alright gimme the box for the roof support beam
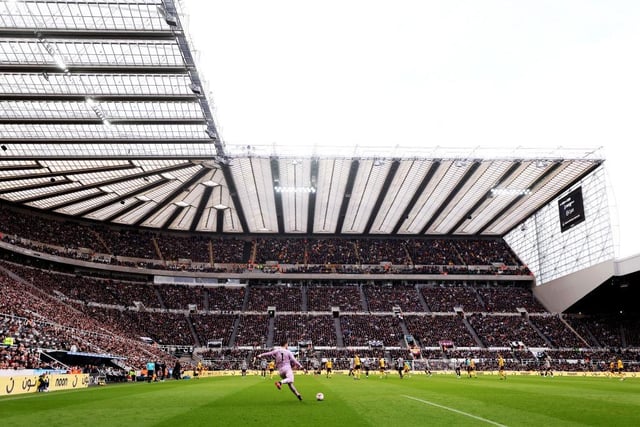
[0,29,175,40]
[13,161,192,204]
[216,208,226,233]
[0,139,212,146]
[0,177,72,195]
[420,161,482,234]
[306,158,319,234]
[1,94,199,102]
[363,159,400,234]
[334,159,360,234]
[477,161,565,234]
[161,205,186,230]
[59,178,170,215]
[0,65,188,74]
[446,161,522,234]
[134,166,210,226]
[391,160,441,234]
[0,118,206,126]
[219,162,249,233]
[270,157,284,234]
[189,185,214,232]
[102,199,146,223]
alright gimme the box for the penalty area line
[402,395,509,427]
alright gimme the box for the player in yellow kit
[325,359,333,378]
[353,354,361,380]
[268,360,275,379]
[617,358,625,381]
[498,354,506,380]
[378,357,388,378]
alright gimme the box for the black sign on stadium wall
[558,187,586,232]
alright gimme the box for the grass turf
[1,373,638,426]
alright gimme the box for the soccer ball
[315,392,324,401]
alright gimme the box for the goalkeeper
[258,340,303,401]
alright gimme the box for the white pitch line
[402,395,509,427]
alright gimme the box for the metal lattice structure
[504,167,614,285]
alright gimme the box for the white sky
[181,0,640,258]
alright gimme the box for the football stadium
[1,1,639,426]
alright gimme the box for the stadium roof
[0,0,603,237]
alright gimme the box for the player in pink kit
[258,340,303,401]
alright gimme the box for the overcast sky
[182,0,640,258]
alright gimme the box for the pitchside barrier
[181,369,637,379]
[0,373,90,397]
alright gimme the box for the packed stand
[340,315,403,347]
[254,238,306,264]
[564,316,623,348]
[155,234,210,263]
[403,314,478,347]
[191,313,236,347]
[273,314,328,345]
[0,269,175,370]
[306,283,363,312]
[306,238,358,264]
[355,239,409,265]
[156,284,207,310]
[233,314,269,347]
[364,283,424,312]
[468,314,548,347]
[206,286,246,311]
[476,285,546,313]
[420,284,485,312]
[453,239,520,266]
[407,239,463,265]
[245,284,302,312]
[529,315,587,348]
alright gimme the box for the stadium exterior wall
[532,259,615,313]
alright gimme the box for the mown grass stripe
[403,394,509,427]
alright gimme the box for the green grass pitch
[1,373,638,426]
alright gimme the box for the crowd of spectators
[420,284,485,312]
[468,314,548,347]
[306,238,358,265]
[403,314,478,347]
[156,284,206,310]
[211,238,247,264]
[2,240,639,377]
[0,205,105,251]
[271,314,337,347]
[453,239,520,266]
[306,283,363,312]
[0,259,625,353]
[476,285,546,313]
[190,313,236,347]
[355,239,409,265]
[0,269,174,371]
[565,316,624,348]
[155,234,210,263]
[364,283,425,312]
[407,239,463,265]
[245,284,302,312]
[233,314,269,347]
[254,238,306,264]
[0,205,534,279]
[206,286,246,311]
[340,315,402,347]
[2,262,162,308]
[529,315,587,348]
